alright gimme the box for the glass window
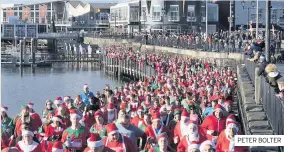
[47,3,51,10]
[169,5,179,21]
[35,5,39,10]
[152,6,161,21]
[14,12,18,16]
[3,12,6,18]
[14,7,18,11]
[19,7,22,10]
[19,12,22,18]
[187,5,195,17]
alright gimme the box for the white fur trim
[199,140,215,151]
[188,144,199,150]
[70,113,80,119]
[52,117,62,124]
[108,130,119,135]
[107,109,115,111]
[22,130,34,137]
[27,104,33,109]
[64,97,70,101]
[268,72,279,78]
[84,84,89,89]
[1,107,7,112]
[152,118,161,122]
[87,139,103,147]
[52,148,64,152]
[54,100,63,105]
[18,140,38,151]
[226,118,234,122]
[227,123,239,132]
[181,116,189,121]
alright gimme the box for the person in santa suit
[26,102,42,131]
[168,109,181,130]
[200,104,227,142]
[61,109,88,152]
[145,112,172,149]
[149,99,161,116]
[16,130,42,152]
[84,133,111,152]
[43,115,64,152]
[89,111,107,138]
[54,97,64,109]
[199,140,215,152]
[1,147,19,152]
[42,100,55,122]
[131,106,145,127]
[174,109,190,144]
[56,105,71,129]
[177,121,206,152]
[51,141,64,152]
[103,103,118,124]
[81,105,97,131]
[216,121,247,152]
[159,106,172,127]
[127,94,139,118]
[148,133,170,152]
[13,105,38,138]
[103,123,137,152]
[1,106,14,148]
[141,95,152,113]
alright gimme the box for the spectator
[265,64,282,93]
[276,77,284,101]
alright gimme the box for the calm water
[1,62,124,117]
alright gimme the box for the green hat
[21,104,29,109]
[174,109,181,115]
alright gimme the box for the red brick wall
[39,4,47,24]
[5,8,14,21]
[22,6,31,21]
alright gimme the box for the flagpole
[206,0,208,36]
[256,0,259,39]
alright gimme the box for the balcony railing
[152,16,162,21]
[187,16,196,22]
[168,16,180,22]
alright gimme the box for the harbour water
[1,62,124,117]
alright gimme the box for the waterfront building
[110,0,219,34]
[234,0,284,30]
[1,1,115,32]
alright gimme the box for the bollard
[255,67,261,105]
[19,40,23,66]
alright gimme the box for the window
[141,7,146,21]
[201,6,206,22]
[187,5,196,22]
[152,6,161,21]
[47,3,51,10]
[169,5,179,21]
[41,17,46,23]
[19,7,22,11]
[35,5,39,10]
[3,11,6,18]
[14,7,18,11]
[14,12,18,16]
[19,12,22,19]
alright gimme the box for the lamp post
[241,0,255,30]
[162,8,165,33]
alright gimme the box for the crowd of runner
[1,45,247,152]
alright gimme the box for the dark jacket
[267,74,282,93]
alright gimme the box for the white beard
[187,132,199,142]
[180,122,190,136]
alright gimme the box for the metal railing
[244,55,256,85]
[259,76,284,152]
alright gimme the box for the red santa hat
[137,106,144,112]
[22,130,34,137]
[87,133,104,148]
[106,123,119,135]
[224,100,233,105]
[27,102,34,109]
[181,109,189,120]
[226,114,236,123]
[70,109,80,119]
[54,97,63,105]
[158,91,165,97]
[107,103,115,111]
[157,132,168,141]
[214,104,223,113]
[63,96,71,101]
[199,140,215,151]
[1,106,8,112]
[94,111,103,117]
[52,115,63,124]
[226,121,239,132]
[52,141,63,152]
[152,112,161,122]
[83,84,89,89]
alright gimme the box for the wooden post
[20,40,23,66]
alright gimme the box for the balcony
[168,16,180,22]
[187,16,196,22]
[152,16,162,22]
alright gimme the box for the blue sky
[0,0,118,5]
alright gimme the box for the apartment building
[110,0,219,34]
[1,1,115,32]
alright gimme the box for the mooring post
[20,40,23,66]
[31,38,36,65]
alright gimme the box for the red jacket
[216,130,247,152]
[200,115,227,140]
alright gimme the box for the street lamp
[241,0,255,30]
[162,8,165,33]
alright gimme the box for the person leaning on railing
[265,64,282,94]
[276,77,284,100]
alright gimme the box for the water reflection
[1,62,124,116]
